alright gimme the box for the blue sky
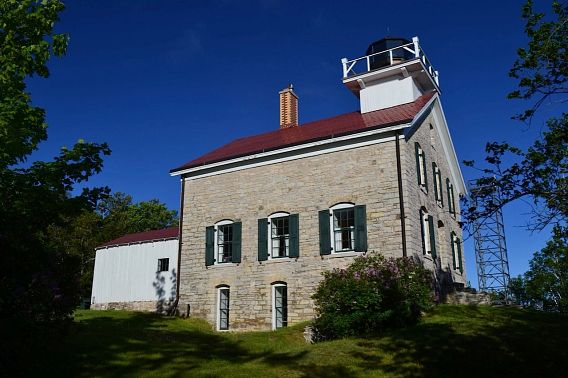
[27,0,559,288]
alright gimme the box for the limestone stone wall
[401,105,467,289]
[178,107,466,331]
[178,132,405,331]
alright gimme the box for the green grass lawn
[9,305,568,377]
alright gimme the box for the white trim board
[178,132,403,180]
[171,123,410,178]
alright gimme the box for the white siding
[91,239,178,305]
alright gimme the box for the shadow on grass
[4,306,567,377]
[353,305,568,378]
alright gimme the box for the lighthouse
[341,36,440,113]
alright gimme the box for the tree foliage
[0,1,110,325]
[464,1,567,234]
[509,226,567,312]
[48,192,178,299]
[508,0,567,122]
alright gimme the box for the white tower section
[341,37,440,113]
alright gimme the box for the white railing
[341,36,439,87]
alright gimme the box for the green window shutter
[451,232,457,270]
[205,226,215,266]
[457,238,463,273]
[446,179,453,215]
[354,205,368,252]
[450,184,456,216]
[422,150,428,192]
[432,163,439,201]
[232,222,242,263]
[428,215,437,259]
[318,209,331,255]
[420,209,426,255]
[415,142,421,186]
[258,218,268,261]
[288,214,300,258]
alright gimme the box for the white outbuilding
[91,227,179,312]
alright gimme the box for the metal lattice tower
[471,183,511,299]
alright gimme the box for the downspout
[395,131,407,257]
[171,175,185,315]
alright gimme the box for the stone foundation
[446,291,491,305]
[91,300,174,312]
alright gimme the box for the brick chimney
[279,84,298,128]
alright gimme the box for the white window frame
[452,233,461,272]
[433,163,443,206]
[214,219,234,265]
[157,258,169,272]
[217,286,230,331]
[329,203,355,253]
[448,180,456,217]
[422,209,432,256]
[272,283,288,330]
[417,144,427,189]
[268,212,290,259]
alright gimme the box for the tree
[464,1,567,234]
[0,1,110,325]
[508,227,567,312]
[47,192,178,299]
[524,226,567,312]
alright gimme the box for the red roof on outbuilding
[171,91,435,173]
[97,227,179,249]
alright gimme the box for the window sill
[262,257,295,264]
[437,201,443,209]
[420,186,428,195]
[323,251,365,259]
[209,263,237,268]
[423,254,433,262]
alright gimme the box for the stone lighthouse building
[170,36,467,331]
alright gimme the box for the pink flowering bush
[312,254,434,339]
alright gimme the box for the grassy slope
[21,305,568,377]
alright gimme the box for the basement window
[157,258,169,272]
[272,283,288,330]
[217,286,230,331]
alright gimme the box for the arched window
[451,232,463,273]
[330,203,355,252]
[268,212,290,258]
[420,208,437,258]
[415,142,428,191]
[432,162,443,206]
[272,282,288,330]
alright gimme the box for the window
[420,209,432,255]
[258,213,299,261]
[447,179,456,216]
[217,222,233,263]
[272,283,288,330]
[157,258,169,272]
[433,163,443,206]
[332,204,355,252]
[270,212,290,258]
[415,143,428,191]
[429,124,436,149]
[319,204,367,255]
[217,286,230,330]
[451,232,463,273]
[205,220,242,266]
[420,208,437,258]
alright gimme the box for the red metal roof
[171,91,435,173]
[97,227,179,249]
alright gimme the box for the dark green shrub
[312,254,434,340]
